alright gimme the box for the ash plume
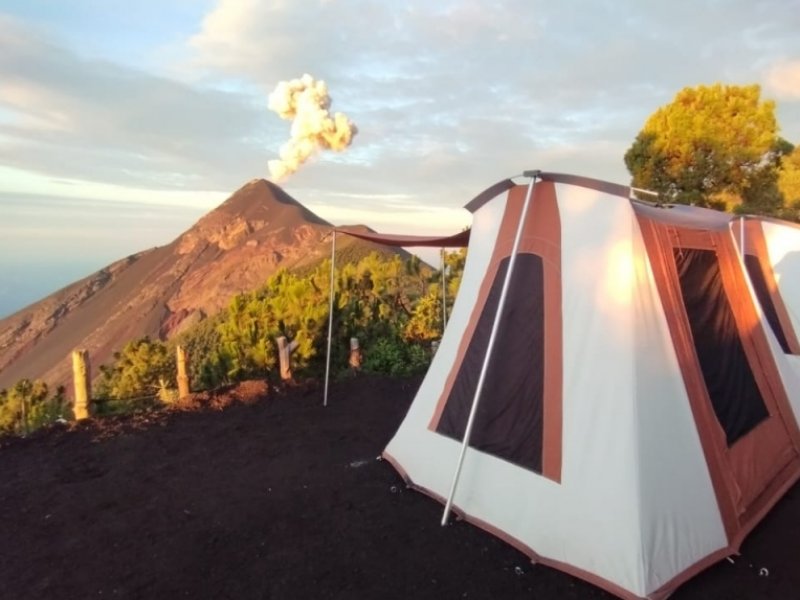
[267,74,358,181]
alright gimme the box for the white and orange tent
[330,171,800,599]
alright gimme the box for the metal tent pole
[323,230,337,407]
[441,248,448,332]
[739,217,745,261]
[440,174,539,526]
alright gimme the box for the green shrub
[363,337,431,377]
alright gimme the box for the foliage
[624,84,784,210]
[0,380,69,435]
[146,248,469,391]
[404,285,443,343]
[95,337,176,409]
[169,315,223,389]
[362,336,431,377]
[0,246,468,436]
[777,145,800,220]
[198,264,331,386]
[443,248,467,309]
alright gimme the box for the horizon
[1,1,799,317]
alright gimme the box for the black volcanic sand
[0,374,798,600]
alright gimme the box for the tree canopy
[624,83,790,212]
[778,145,800,219]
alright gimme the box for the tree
[778,145,800,220]
[0,379,68,435]
[443,248,467,307]
[625,84,781,209]
[96,338,175,403]
[404,285,443,343]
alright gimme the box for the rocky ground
[0,374,797,599]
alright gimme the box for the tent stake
[323,230,337,407]
[440,174,539,526]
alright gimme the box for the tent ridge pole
[440,174,539,526]
[323,230,337,407]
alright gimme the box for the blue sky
[1,0,800,317]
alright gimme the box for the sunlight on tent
[601,240,636,307]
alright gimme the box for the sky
[1,0,800,317]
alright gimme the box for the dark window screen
[744,254,792,354]
[436,254,544,472]
[674,249,768,446]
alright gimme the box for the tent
[356,171,800,599]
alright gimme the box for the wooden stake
[72,349,91,420]
[276,336,300,381]
[176,345,191,400]
[277,336,290,380]
[349,337,361,370]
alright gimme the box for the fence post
[176,345,191,400]
[276,336,301,381]
[349,337,361,370]
[277,336,291,380]
[72,349,91,420]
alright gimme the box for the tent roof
[336,171,800,247]
[333,227,470,248]
[632,201,735,230]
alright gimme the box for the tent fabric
[382,174,800,600]
[737,218,800,428]
[333,227,470,248]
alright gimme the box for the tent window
[744,254,793,354]
[436,253,544,473]
[674,249,769,446]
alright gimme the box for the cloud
[2,0,800,235]
[187,1,800,191]
[0,14,274,191]
[765,59,800,100]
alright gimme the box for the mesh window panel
[436,254,544,472]
[674,249,769,446]
[744,254,792,354]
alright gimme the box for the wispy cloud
[0,14,274,191]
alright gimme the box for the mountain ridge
[0,180,407,392]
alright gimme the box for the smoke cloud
[267,74,358,181]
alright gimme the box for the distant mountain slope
[0,180,408,392]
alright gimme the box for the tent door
[671,243,799,519]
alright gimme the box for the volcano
[0,180,407,391]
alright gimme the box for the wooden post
[72,349,91,420]
[176,345,191,400]
[349,337,362,370]
[277,336,291,380]
[276,336,300,381]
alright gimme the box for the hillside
[0,374,797,599]
[0,180,410,392]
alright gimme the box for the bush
[362,337,432,377]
